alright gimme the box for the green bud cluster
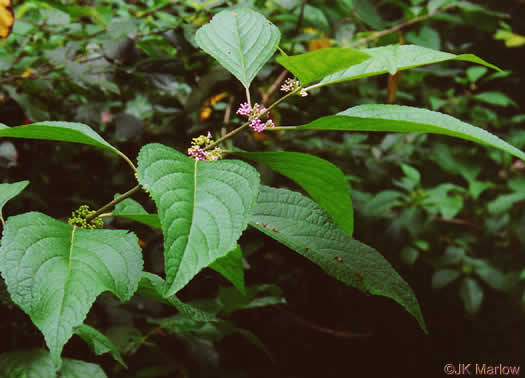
[68,205,104,229]
[135,172,153,199]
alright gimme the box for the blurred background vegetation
[1,0,523,377]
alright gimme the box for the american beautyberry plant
[1,7,525,377]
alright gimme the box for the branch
[276,306,372,339]
[348,5,455,49]
[86,184,142,222]
[204,87,301,151]
[261,69,289,106]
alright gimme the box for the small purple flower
[187,146,207,161]
[250,118,266,132]
[252,103,267,116]
[265,119,275,128]
[236,102,252,116]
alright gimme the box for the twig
[86,184,142,222]
[348,5,455,49]
[204,87,301,151]
[432,215,482,230]
[277,306,372,339]
[261,69,289,106]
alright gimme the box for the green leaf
[0,212,143,367]
[0,180,29,221]
[473,91,517,107]
[459,277,484,314]
[60,358,107,378]
[217,284,285,314]
[297,105,525,161]
[195,8,280,89]
[250,186,427,333]
[424,184,465,219]
[405,26,441,50]
[74,324,127,368]
[112,197,161,229]
[209,245,246,295]
[319,45,501,88]
[487,192,525,214]
[400,247,419,265]
[0,121,120,155]
[361,190,403,217]
[432,269,461,289]
[353,0,384,29]
[276,48,370,85]
[138,272,218,322]
[428,0,456,14]
[0,348,107,377]
[466,66,488,83]
[236,151,354,236]
[508,177,525,192]
[137,144,260,297]
[400,164,421,184]
[474,264,510,291]
[468,179,493,200]
[0,349,56,377]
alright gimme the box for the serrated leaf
[276,48,370,85]
[112,197,161,229]
[209,245,246,295]
[250,186,427,333]
[0,121,120,155]
[195,8,280,89]
[0,180,29,220]
[0,349,56,377]
[296,105,525,161]
[459,277,483,314]
[0,348,108,378]
[137,144,260,297]
[60,358,107,377]
[0,212,143,367]
[138,272,217,322]
[236,151,354,236]
[74,324,127,368]
[319,45,500,87]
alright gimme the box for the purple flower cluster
[187,132,223,161]
[236,102,275,132]
[187,146,207,161]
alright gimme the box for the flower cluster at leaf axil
[68,205,104,229]
[236,102,275,132]
[280,78,307,96]
[187,132,223,161]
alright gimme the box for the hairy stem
[348,5,455,49]
[204,87,301,151]
[116,151,137,172]
[86,184,142,222]
[245,87,252,106]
